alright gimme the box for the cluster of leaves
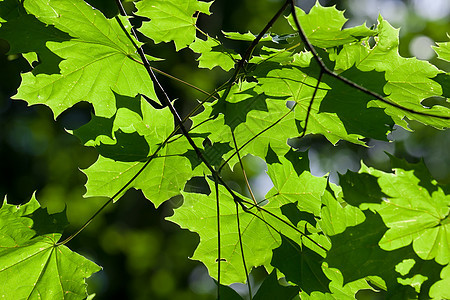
[0,0,449,299]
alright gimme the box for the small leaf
[135,0,212,51]
[223,31,273,42]
[190,36,241,71]
[286,3,375,48]
[432,35,450,62]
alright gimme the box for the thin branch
[231,131,257,204]
[129,56,218,99]
[299,70,324,138]
[230,1,290,83]
[236,202,253,299]
[214,176,222,300]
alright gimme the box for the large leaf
[168,180,281,284]
[333,17,449,129]
[0,195,101,299]
[341,161,450,265]
[325,210,444,298]
[167,177,317,284]
[75,94,197,207]
[135,0,212,51]
[375,168,450,265]
[252,52,369,146]
[265,155,327,218]
[13,0,157,118]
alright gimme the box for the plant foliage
[0,0,449,299]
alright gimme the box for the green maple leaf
[286,2,375,48]
[338,161,450,264]
[135,0,212,51]
[223,31,273,42]
[265,156,327,218]
[430,264,450,300]
[190,36,241,71]
[375,168,450,265]
[325,210,443,298]
[75,94,197,207]
[333,17,450,129]
[271,234,331,294]
[432,35,450,62]
[12,0,157,118]
[252,52,369,146]
[168,175,318,284]
[0,195,100,299]
[168,181,281,284]
[190,83,297,167]
[0,0,71,73]
[318,188,366,236]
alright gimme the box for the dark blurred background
[0,0,448,299]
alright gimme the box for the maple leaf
[286,3,376,48]
[0,195,100,299]
[74,94,198,207]
[11,0,157,118]
[190,36,241,71]
[135,0,212,51]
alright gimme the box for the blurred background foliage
[0,0,448,299]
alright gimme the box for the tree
[0,0,449,299]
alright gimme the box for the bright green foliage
[223,31,273,42]
[190,36,241,71]
[168,180,284,284]
[2,0,449,298]
[332,17,449,129]
[433,35,450,62]
[287,3,376,48]
[135,0,211,51]
[0,195,100,299]
[9,0,157,118]
[74,94,197,207]
[430,264,450,299]
[354,163,450,265]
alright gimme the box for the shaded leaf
[253,270,300,300]
[325,210,443,298]
[271,234,330,294]
[339,171,388,207]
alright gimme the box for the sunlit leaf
[0,195,101,299]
